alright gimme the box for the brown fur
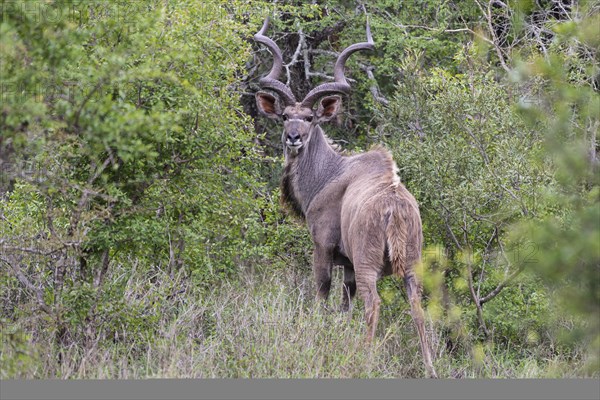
[256,93,437,378]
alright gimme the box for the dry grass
[1,265,594,379]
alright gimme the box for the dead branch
[480,263,526,305]
[359,64,389,106]
[93,248,110,289]
[303,45,336,83]
[1,256,52,314]
[475,0,511,73]
[67,156,112,236]
[1,244,69,256]
[466,260,490,336]
[284,29,305,87]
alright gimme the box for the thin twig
[464,125,528,216]
[74,79,105,128]
[439,203,463,251]
[1,244,69,256]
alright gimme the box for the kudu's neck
[283,125,344,216]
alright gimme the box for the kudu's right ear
[256,91,282,119]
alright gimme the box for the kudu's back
[337,147,423,279]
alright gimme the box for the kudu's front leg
[312,245,334,303]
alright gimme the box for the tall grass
[1,263,594,379]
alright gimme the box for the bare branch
[303,45,335,83]
[464,125,528,216]
[439,203,463,252]
[480,263,525,305]
[377,8,474,35]
[1,244,69,256]
[284,29,305,87]
[360,64,389,106]
[74,79,105,128]
[1,256,52,314]
[475,0,511,73]
[93,248,110,289]
[310,49,339,57]
[466,259,490,336]
[67,156,112,237]
[304,48,361,83]
[390,22,473,34]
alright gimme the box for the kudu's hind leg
[404,273,438,378]
[356,271,381,343]
[341,265,356,312]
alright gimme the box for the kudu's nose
[287,132,301,144]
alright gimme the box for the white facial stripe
[288,118,306,122]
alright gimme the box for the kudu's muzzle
[285,121,304,150]
[286,131,301,146]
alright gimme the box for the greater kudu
[254,17,437,378]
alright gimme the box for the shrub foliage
[1,0,597,378]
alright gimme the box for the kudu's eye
[305,116,313,122]
[282,114,289,121]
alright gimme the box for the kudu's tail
[385,200,423,281]
[385,198,438,378]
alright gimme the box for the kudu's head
[254,17,374,157]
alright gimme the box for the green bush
[373,45,553,347]
[509,0,600,371]
[0,0,267,356]
[1,0,596,378]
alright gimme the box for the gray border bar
[1,379,599,400]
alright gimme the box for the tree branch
[360,64,389,106]
[1,244,69,256]
[480,263,525,305]
[303,46,336,83]
[284,29,305,87]
[475,0,511,73]
[466,259,490,336]
[67,156,112,237]
[93,248,110,289]
[1,256,52,314]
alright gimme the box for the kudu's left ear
[316,95,342,122]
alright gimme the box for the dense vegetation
[1,0,598,378]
